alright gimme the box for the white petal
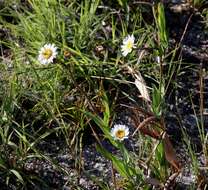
[122,51,128,57]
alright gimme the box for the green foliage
[192,0,206,8]
[151,83,165,117]
[152,141,168,181]
[153,2,168,55]
[73,0,101,48]
[0,0,206,189]
[116,0,129,7]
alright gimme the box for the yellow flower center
[126,41,133,49]
[115,130,125,139]
[43,49,53,59]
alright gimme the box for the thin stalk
[111,161,117,190]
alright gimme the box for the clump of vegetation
[0,0,207,189]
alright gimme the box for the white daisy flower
[111,124,129,141]
[121,34,136,57]
[38,43,58,64]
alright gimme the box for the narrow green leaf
[10,169,24,184]
[96,144,132,178]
